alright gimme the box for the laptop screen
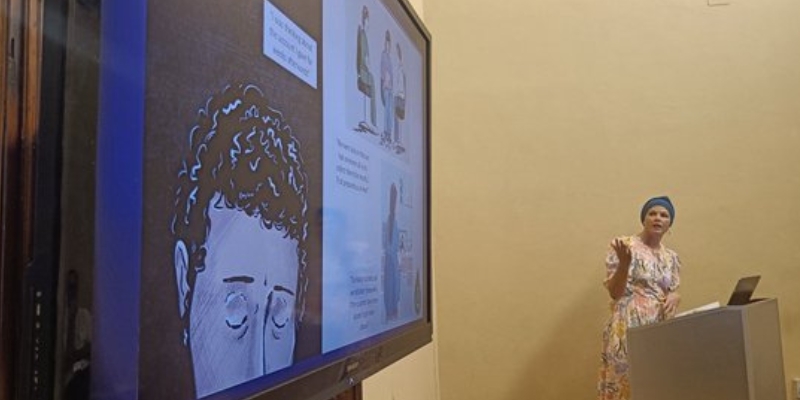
[727,275,761,305]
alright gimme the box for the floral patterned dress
[597,235,681,400]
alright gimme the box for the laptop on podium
[727,275,761,306]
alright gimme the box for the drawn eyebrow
[223,276,255,283]
[272,285,295,296]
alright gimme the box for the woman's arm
[663,292,681,317]
[605,238,632,300]
[662,252,682,317]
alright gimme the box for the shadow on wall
[503,287,607,400]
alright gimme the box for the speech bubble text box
[263,1,318,88]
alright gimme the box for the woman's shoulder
[663,245,680,257]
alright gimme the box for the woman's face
[642,205,671,236]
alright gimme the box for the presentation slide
[137,0,323,398]
[123,0,426,398]
[321,0,426,352]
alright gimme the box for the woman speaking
[597,196,682,400]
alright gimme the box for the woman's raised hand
[611,238,632,267]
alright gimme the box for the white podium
[628,298,786,400]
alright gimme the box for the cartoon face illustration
[171,83,309,398]
[185,200,299,396]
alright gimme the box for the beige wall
[427,0,800,399]
[362,1,441,400]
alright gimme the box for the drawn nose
[261,291,274,373]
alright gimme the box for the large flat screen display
[93,0,430,399]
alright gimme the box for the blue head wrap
[640,196,675,226]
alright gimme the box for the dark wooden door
[0,0,43,398]
[331,384,363,400]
